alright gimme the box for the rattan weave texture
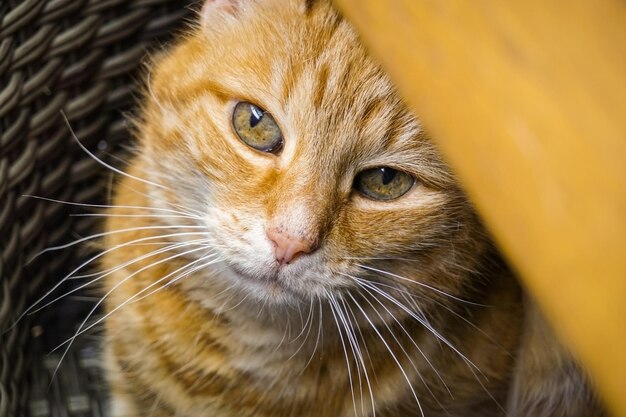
[0,2,196,416]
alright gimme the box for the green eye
[354,167,414,201]
[232,102,283,153]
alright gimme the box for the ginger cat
[102,0,606,416]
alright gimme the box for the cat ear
[200,0,242,29]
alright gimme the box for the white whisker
[61,111,170,192]
[35,225,207,258]
[350,277,453,406]
[48,246,215,384]
[353,277,483,377]
[325,290,359,417]
[356,264,482,306]
[338,295,376,417]
[95,253,223,334]
[29,238,213,315]
[22,195,198,218]
[21,231,210,323]
[347,292,425,417]
[330,294,365,417]
[300,296,324,374]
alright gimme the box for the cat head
[137,0,488,307]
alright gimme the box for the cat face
[139,0,485,306]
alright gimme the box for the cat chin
[187,259,347,312]
[224,264,324,305]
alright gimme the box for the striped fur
[102,1,605,416]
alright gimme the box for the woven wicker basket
[0,2,197,416]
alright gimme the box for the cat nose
[266,227,315,265]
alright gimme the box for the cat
[101,0,606,416]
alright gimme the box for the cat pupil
[250,105,264,127]
[381,167,397,185]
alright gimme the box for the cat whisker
[32,224,208,261]
[356,264,483,307]
[61,111,171,192]
[67,240,215,280]
[352,278,433,327]
[288,298,316,361]
[299,296,324,375]
[347,276,453,404]
[22,195,203,218]
[343,256,421,263]
[359,277,500,351]
[212,280,248,316]
[325,290,360,417]
[218,289,251,314]
[346,292,426,417]
[274,309,294,354]
[125,253,224,307]
[338,295,375,417]
[120,182,206,218]
[22,231,211,320]
[48,247,217,385]
[356,287,503,411]
[28,239,213,315]
[354,287,445,413]
[71,213,203,220]
[68,249,220,344]
[290,296,315,344]
[352,277,484,380]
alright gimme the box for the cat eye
[232,102,283,153]
[354,167,415,201]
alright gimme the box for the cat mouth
[227,264,302,298]
[228,264,278,282]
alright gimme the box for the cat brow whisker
[61,111,171,192]
[346,292,426,417]
[120,183,206,218]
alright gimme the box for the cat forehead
[195,0,393,96]
[199,1,419,150]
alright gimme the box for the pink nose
[266,228,315,265]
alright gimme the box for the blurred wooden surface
[333,0,626,415]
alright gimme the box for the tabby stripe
[313,63,331,109]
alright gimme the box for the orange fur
[102,1,605,416]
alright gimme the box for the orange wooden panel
[333,0,626,415]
